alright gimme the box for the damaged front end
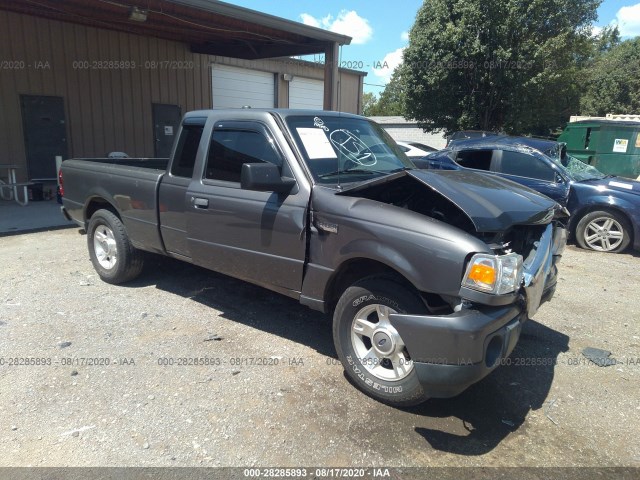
[386,219,567,398]
[336,168,568,398]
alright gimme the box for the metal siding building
[369,117,447,150]
[0,2,365,183]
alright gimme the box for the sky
[224,1,640,95]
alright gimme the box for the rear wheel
[332,277,430,407]
[575,210,631,253]
[87,209,144,284]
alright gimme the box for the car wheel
[87,209,144,284]
[332,276,430,407]
[575,210,631,253]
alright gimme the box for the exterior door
[289,77,324,109]
[211,65,275,108]
[20,95,68,180]
[153,103,182,158]
[158,116,207,259]
[186,120,307,294]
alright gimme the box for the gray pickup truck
[60,109,567,407]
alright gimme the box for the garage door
[212,65,275,109]
[289,77,324,109]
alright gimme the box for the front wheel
[87,209,144,284]
[575,210,631,253]
[332,277,430,407]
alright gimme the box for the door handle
[192,197,209,209]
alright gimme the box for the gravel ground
[0,228,639,467]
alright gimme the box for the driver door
[186,120,308,294]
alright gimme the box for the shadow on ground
[411,319,569,455]
[124,253,335,358]
[126,253,569,456]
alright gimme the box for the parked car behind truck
[419,135,640,253]
[60,109,567,407]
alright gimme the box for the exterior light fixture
[129,6,148,22]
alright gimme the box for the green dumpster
[557,120,640,179]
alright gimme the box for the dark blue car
[417,136,640,253]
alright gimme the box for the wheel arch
[323,258,425,314]
[84,196,121,226]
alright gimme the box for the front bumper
[388,223,564,398]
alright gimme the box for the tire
[332,276,430,407]
[575,210,632,253]
[87,209,144,284]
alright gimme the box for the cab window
[170,124,204,178]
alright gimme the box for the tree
[361,92,378,116]
[401,0,601,135]
[364,70,405,116]
[580,36,640,116]
[592,25,621,54]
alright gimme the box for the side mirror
[240,163,296,194]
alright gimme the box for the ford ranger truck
[60,109,568,407]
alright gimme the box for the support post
[323,42,340,111]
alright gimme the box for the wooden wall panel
[0,10,363,181]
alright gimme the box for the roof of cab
[183,109,365,121]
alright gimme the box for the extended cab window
[493,150,555,182]
[171,124,204,178]
[205,128,283,183]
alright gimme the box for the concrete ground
[0,200,74,236]
[0,229,639,469]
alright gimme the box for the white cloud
[373,47,404,84]
[401,31,410,42]
[591,25,603,37]
[299,10,373,44]
[616,3,640,37]
[300,13,320,29]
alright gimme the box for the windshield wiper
[319,168,387,178]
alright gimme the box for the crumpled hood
[339,169,564,232]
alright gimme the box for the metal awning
[2,0,352,59]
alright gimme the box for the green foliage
[399,0,601,135]
[592,25,621,54]
[363,71,405,116]
[361,92,378,116]
[580,36,640,116]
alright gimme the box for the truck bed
[61,158,168,253]
[74,157,170,170]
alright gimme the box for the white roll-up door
[289,77,324,109]
[211,65,275,109]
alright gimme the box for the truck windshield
[285,116,415,184]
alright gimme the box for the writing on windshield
[286,115,413,183]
